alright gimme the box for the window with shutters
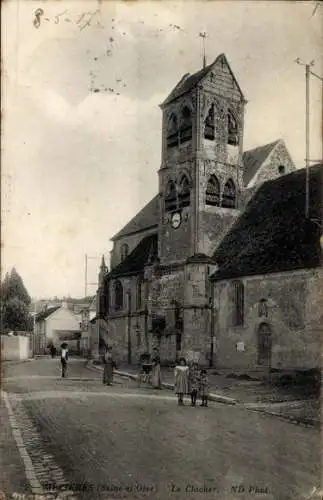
[165,181,178,212]
[137,277,144,310]
[167,114,179,148]
[222,179,236,208]
[114,280,124,311]
[228,110,239,146]
[205,175,220,206]
[232,280,244,326]
[178,175,190,208]
[204,104,215,140]
[179,106,192,144]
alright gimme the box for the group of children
[174,357,209,407]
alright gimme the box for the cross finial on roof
[199,32,207,69]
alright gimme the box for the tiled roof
[111,195,159,241]
[161,53,244,107]
[35,306,60,322]
[161,64,213,107]
[243,140,280,187]
[212,164,323,281]
[108,234,158,278]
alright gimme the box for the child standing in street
[151,357,162,389]
[174,357,189,405]
[188,362,200,407]
[199,369,209,407]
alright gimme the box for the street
[2,359,320,500]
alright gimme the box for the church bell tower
[158,54,246,264]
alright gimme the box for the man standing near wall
[60,343,68,378]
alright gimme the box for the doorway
[257,323,272,368]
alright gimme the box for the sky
[2,0,322,299]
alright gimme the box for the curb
[245,405,320,428]
[86,362,237,406]
[2,390,44,496]
[2,358,35,365]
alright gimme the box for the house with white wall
[34,302,82,354]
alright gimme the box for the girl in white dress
[174,357,189,405]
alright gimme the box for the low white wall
[1,335,29,361]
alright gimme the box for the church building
[96,54,300,367]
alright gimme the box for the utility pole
[295,58,315,219]
[85,254,88,297]
[32,307,36,358]
[84,254,101,297]
[305,62,310,219]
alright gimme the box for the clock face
[171,212,181,229]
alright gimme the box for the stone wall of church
[108,313,148,364]
[198,210,239,257]
[158,161,195,264]
[181,262,213,364]
[250,141,295,188]
[149,269,184,363]
[213,269,321,371]
[159,213,193,264]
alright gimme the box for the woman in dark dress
[103,346,116,385]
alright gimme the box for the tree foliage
[1,268,32,332]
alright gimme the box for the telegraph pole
[305,62,311,219]
[295,58,315,219]
[84,254,101,297]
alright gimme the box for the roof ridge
[111,194,159,241]
[244,139,281,156]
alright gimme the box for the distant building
[34,303,82,354]
[79,296,97,357]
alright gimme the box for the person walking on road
[199,369,209,407]
[151,357,162,389]
[60,343,68,378]
[174,357,189,406]
[49,344,57,358]
[103,346,116,386]
[188,361,200,407]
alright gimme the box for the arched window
[204,104,215,140]
[233,280,244,326]
[278,165,285,175]
[205,175,220,206]
[179,106,192,144]
[137,277,144,310]
[178,175,190,208]
[222,179,236,208]
[165,181,177,212]
[104,281,110,314]
[114,280,124,311]
[228,110,239,146]
[258,299,268,318]
[167,114,179,148]
[120,243,129,262]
